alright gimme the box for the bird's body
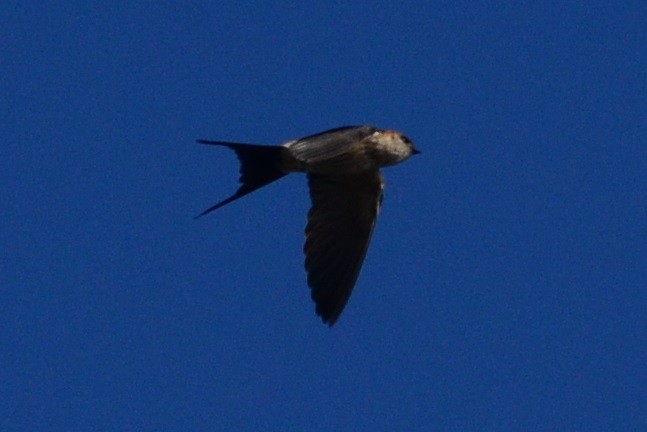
[198,125,419,325]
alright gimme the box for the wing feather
[304,170,384,325]
[287,126,376,164]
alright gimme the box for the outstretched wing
[304,170,384,325]
[286,125,376,164]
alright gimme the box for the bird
[197,125,419,326]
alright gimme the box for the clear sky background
[2,2,646,431]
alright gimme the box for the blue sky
[2,1,646,430]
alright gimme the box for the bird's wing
[286,125,376,163]
[304,170,384,325]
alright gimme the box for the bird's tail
[196,140,287,218]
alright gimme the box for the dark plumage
[197,126,419,325]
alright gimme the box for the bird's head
[369,130,420,166]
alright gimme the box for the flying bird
[197,125,419,325]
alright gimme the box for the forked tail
[196,140,287,218]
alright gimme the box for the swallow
[197,125,419,325]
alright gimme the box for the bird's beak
[412,148,421,155]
